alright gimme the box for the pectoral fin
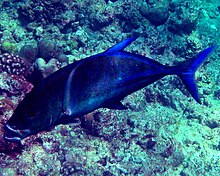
[104,101,127,110]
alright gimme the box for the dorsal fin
[105,36,138,53]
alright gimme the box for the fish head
[4,96,51,142]
[4,106,38,142]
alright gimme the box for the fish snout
[4,124,30,143]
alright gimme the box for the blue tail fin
[176,45,218,103]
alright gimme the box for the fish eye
[27,111,36,118]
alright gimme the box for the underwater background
[0,0,219,175]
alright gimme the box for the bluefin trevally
[4,37,217,142]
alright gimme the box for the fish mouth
[4,124,30,143]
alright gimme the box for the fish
[4,37,217,143]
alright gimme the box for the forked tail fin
[176,45,218,103]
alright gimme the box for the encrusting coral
[1,41,17,54]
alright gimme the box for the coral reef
[1,41,17,54]
[0,53,28,76]
[17,0,68,25]
[34,58,61,78]
[0,0,219,175]
[37,39,68,63]
[18,39,68,80]
[0,72,33,154]
[38,39,57,61]
[19,45,38,64]
[140,1,169,26]
[0,73,33,96]
[168,1,199,34]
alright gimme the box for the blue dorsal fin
[105,36,138,53]
[104,101,128,110]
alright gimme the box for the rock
[19,45,38,63]
[140,2,169,26]
[167,5,198,34]
[38,39,56,60]
[140,6,169,26]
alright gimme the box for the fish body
[4,37,217,142]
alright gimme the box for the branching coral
[0,53,29,76]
